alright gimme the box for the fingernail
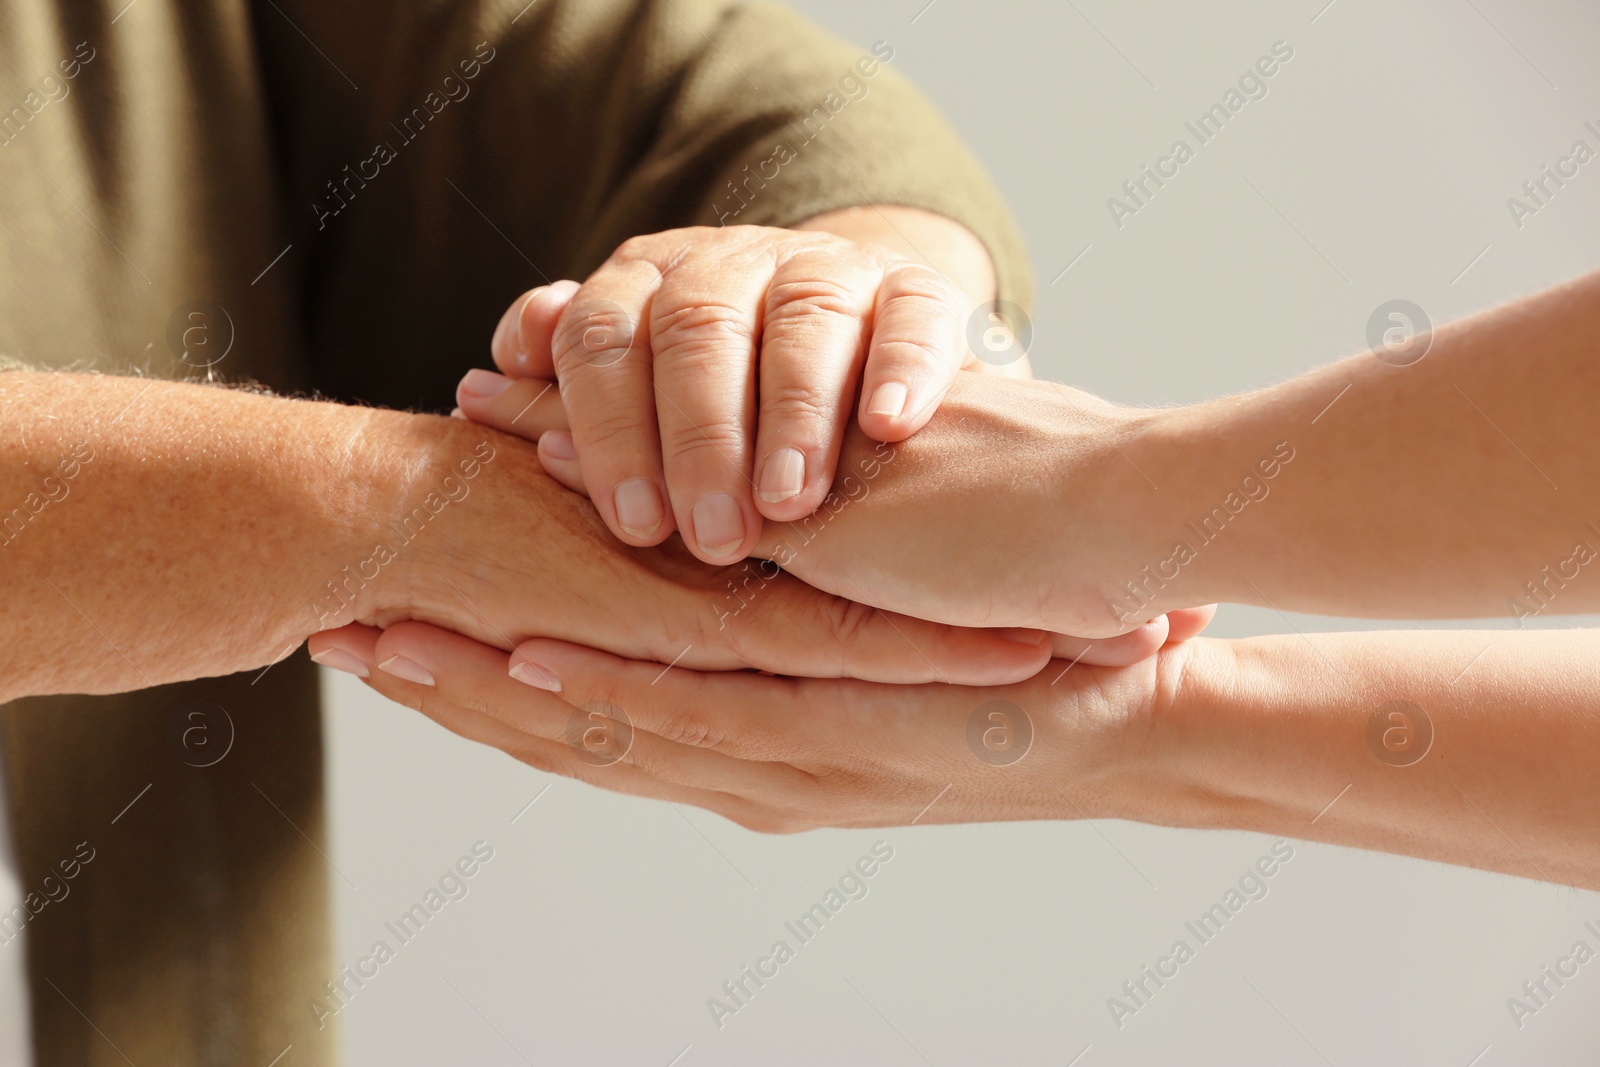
[999,628,1049,646]
[311,647,369,678]
[509,658,562,692]
[378,654,435,686]
[867,381,909,418]
[491,301,517,355]
[450,407,466,419]
[614,478,664,539]
[693,492,745,557]
[512,287,545,366]
[460,368,514,398]
[540,430,577,461]
[757,447,806,502]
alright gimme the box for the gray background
[323,1,1600,1063]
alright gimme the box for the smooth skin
[318,267,1600,888]
[311,621,1600,890]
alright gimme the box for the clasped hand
[309,223,1212,829]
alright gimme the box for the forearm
[1127,630,1600,888]
[0,372,441,702]
[1118,270,1600,619]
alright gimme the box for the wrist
[1108,636,1251,829]
[1032,635,1225,824]
[313,408,507,633]
[1105,397,1295,619]
[1029,385,1187,633]
[1132,634,1341,836]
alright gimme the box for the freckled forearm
[0,372,439,701]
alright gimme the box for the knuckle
[553,311,636,373]
[661,415,745,463]
[655,706,724,750]
[828,597,878,655]
[766,276,863,323]
[651,301,754,364]
[611,233,662,264]
[873,336,949,371]
[882,262,961,305]
[760,381,836,431]
[573,407,652,453]
[616,740,667,780]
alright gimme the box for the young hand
[309,618,1182,831]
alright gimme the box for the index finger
[550,260,676,547]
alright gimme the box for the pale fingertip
[378,654,436,687]
[540,429,577,461]
[509,658,562,693]
[865,381,908,418]
[756,447,806,503]
[537,450,586,494]
[511,287,546,368]
[310,647,369,679]
[614,478,666,540]
[515,279,584,377]
[537,433,587,494]
[460,368,513,399]
[691,492,746,560]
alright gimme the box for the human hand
[456,224,1013,566]
[317,416,1052,686]
[461,367,1213,645]
[307,618,1193,831]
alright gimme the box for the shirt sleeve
[255,0,1031,306]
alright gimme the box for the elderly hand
[455,220,1021,566]
[307,417,1053,687]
